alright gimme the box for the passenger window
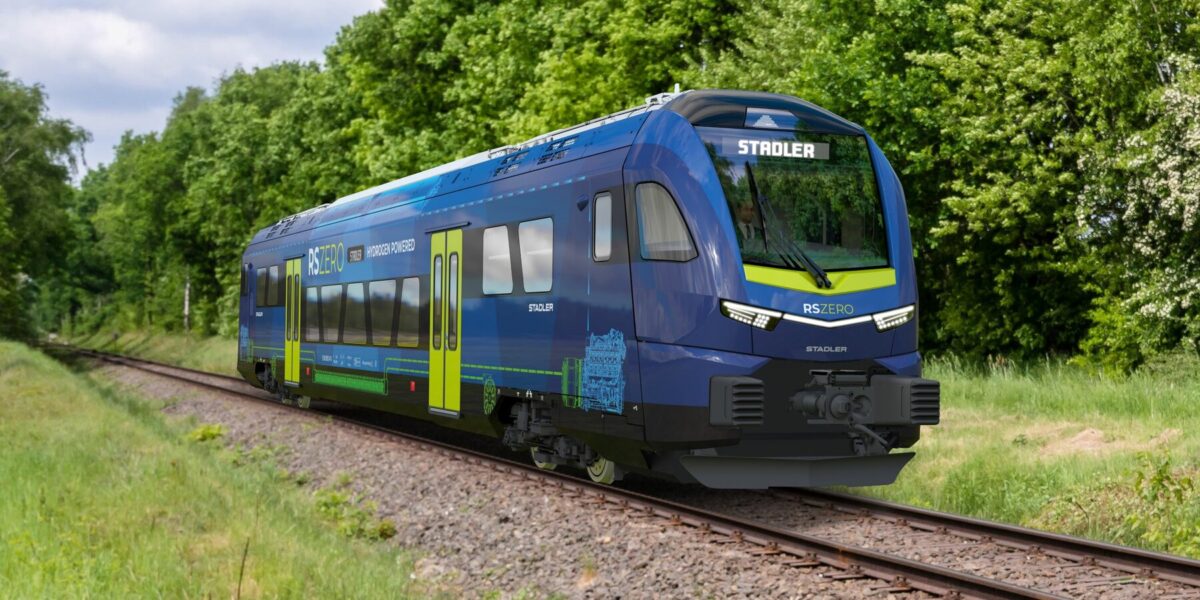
[278,267,288,306]
[593,193,612,261]
[320,285,343,343]
[343,282,368,345]
[397,277,420,348]
[518,218,553,292]
[267,265,281,306]
[448,253,458,350]
[369,280,397,347]
[635,182,697,261]
[304,287,320,342]
[256,268,267,307]
[482,225,513,294]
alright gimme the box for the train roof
[248,89,863,247]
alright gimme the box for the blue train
[238,89,939,489]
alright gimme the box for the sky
[0,0,383,172]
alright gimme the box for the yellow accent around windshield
[744,265,896,295]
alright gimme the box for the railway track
[54,344,1200,599]
[777,489,1200,590]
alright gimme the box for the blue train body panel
[237,89,940,489]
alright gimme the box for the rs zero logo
[308,242,345,276]
[802,303,855,315]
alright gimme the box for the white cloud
[0,0,382,170]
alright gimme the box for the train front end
[627,90,939,489]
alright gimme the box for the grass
[0,340,420,598]
[65,329,238,376]
[55,329,1200,558]
[861,353,1200,558]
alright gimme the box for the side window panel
[304,287,320,342]
[267,265,281,306]
[343,282,368,345]
[593,193,612,261]
[256,268,267,307]
[398,277,420,348]
[369,280,397,347]
[240,264,249,296]
[277,266,287,306]
[518,218,553,292]
[482,225,513,294]
[635,182,697,261]
[320,285,343,343]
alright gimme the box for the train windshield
[697,126,888,271]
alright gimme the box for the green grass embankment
[865,355,1200,558]
[66,329,237,376]
[0,341,416,597]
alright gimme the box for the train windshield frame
[697,125,889,272]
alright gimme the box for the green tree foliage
[15,0,1200,370]
[62,0,737,337]
[0,71,88,338]
[704,0,1200,362]
[1079,60,1200,370]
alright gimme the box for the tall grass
[863,353,1200,557]
[67,329,238,376]
[0,341,418,597]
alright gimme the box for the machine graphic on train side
[237,89,940,488]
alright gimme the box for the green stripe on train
[313,370,387,395]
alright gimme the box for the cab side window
[593,193,612,262]
[635,182,697,262]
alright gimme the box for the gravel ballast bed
[94,363,920,599]
[637,485,1190,600]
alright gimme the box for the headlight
[873,305,915,332]
[720,300,782,331]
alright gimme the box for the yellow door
[428,229,463,416]
[284,257,302,385]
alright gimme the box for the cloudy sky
[0,0,383,172]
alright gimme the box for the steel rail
[55,344,1109,599]
[780,488,1200,588]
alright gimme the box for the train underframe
[244,351,939,489]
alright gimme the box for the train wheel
[586,456,617,485]
[530,448,556,471]
[296,395,311,409]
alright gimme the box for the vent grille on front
[909,380,940,425]
[729,381,765,426]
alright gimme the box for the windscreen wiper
[744,162,833,289]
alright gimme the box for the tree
[704,0,1200,360]
[0,70,88,338]
[1078,60,1200,370]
